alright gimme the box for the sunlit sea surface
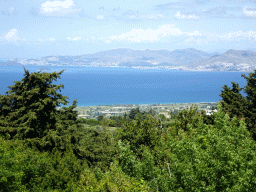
[0,66,249,107]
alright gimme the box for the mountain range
[1,48,256,72]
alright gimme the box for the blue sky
[1,0,256,59]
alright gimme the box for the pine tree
[219,82,246,119]
[242,71,256,138]
[220,70,256,139]
[0,68,78,150]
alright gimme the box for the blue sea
[0,66,249,107]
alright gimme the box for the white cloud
[106,24,201,43]
[129,14,165,20]
[96,15,105,20]
[243,6,256,17]
[186,31,201,36]
[221,30,256,40]
[183,30,256,46]
[4,28,19,42]
[122,13,165,20]
[0,28,27,45]
[67,36,81,41]
[116,10,166,22]
[40,0,79,16]
[140,14,165,20]
[36,38,56,42]
[174,11,200,19]
[8,6,15,14]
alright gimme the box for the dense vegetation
[0,68,256,191]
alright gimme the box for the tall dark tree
[220,70,256,139]
[219,82,247,119]
[242,71,256,138]
[0,68,78,150]
[128,107,140,120]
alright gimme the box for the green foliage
[156,105,256,191]
[117,141,158,183]
[0,68,80,151]
[110,116,123,127]
[100,118,117,127]
[86,119,100,126]
[165,105,200,136]
[200,110,215,125]
[0,137,42,191]
[79,161,148,191]
[97,115,104,122]
[219,82,246,119]
[115,105,256,191]
[0,136,86,192]
[242,71,256,138]
[0,69,67,138]
[76,128,117,169]
[220,70,256,139]
[117,115,161,155]
[41,146,85,191]
[128,107,140,120]
[175,104,200,131]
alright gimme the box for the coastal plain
[74,102,218,119]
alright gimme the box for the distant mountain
[1,48,256,71]
[13,48,216,68]
[0,59,22,66]
[187,49,256,71]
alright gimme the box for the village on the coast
[74,102,218,120]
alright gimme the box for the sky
[1,0,256,59]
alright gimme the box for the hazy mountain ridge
[2,48,256,71]
[189,49,256,71]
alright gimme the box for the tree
[0,68,78,151]
[117,115,161,156]
[174,104,200,132]
[110,116,123,127]
[219,82,246,119]
[76,128,117,168]
[220,70,256,139]
[200,109,215,125]
[0,137,85,191]
[117,105,256,191]
[242,71,256,138]
[128,107,140,120]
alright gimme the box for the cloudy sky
[1,0,256,59]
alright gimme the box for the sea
[0,65,250,107]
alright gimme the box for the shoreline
[73,101,219,108]
[0,65,253,73]
[74,101,219,108]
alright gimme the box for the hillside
[187,49,256,71]
[2,48,256,71]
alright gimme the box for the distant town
[74,102,218,119]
